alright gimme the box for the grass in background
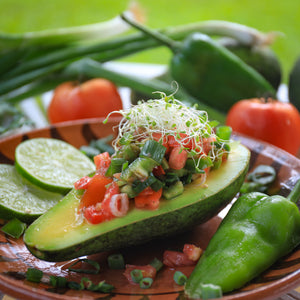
[0,0,299,82]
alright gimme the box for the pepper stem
[287,179,300,204]
[120,13,181,52]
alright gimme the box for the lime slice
[0,164,63,223]
[15,138,96,193]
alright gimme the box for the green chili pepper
[121,14,275,114]
[185,180,300,298]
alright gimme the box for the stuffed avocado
[24,96,250,261]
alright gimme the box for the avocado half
[24,142,250,262]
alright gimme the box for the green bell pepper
[121,14,275,113]
[185,180,300,298]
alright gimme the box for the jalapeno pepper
[185,180,300,298]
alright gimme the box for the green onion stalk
[0,58,226,123]
[0,3,144,51]
[0,18,276,95]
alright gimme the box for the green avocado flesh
[24,142,250,262]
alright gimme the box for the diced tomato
[94,152,111,176]
[202,137,216,154]
[168,147,188,170]
[136,186,154,196]
[79,174,112,210]
[84,205,113,224]
[99,181,120,210]
[83,181,120,224]
[134,187,162,210]
[163,250,197,267]
[74,175,92,190]
[152,165,165,177]
[168,133,191,148]
[124,264,157,284]
[183,244,203,261]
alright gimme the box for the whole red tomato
[226,98,300,155]
[47,78,123,123]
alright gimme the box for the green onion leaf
[173,271,187,285]
[1,218,27,239]
[90,135,114,155]
[240,181,267,194]
[200,283,223,299]
[216,125,232,141]
[139,277,153,289]
[91,280,115,293]
[80,145,100,159]
[68,281,84,290]
[105,158,127,177]
[149,257,164,272]
[107,253,125,270]
[132,175,157,195]
[130,269,143,283]
[81,277,94,290]
[140,140,166,164]
[68,258,100,274]
[247,165,276,186]
[49,275,68,288]
[26,268,43,283]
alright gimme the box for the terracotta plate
[0,118,299,300]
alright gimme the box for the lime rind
[15,138,96,193]
[0,164,63,223]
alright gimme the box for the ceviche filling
[74,96,230,224]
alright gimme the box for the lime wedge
[15,138,95,193]
[0,164,63,223]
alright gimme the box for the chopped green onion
[149,257,164,272]
[1,218,27,239]
[68,258,100,274]
[107,253,125,270]
[132,175,157,195]
[68,281,84,290]
[164,172,180,186]
[26,268,43,283]
[163,180,184,200]
[185,156,213,173]
[139,277,153,289]
[150,177,164,192]
[90,135,114,155]
[122,161,129,171]
[49,275,68,288]
[183,173,194,185]
[241,165,277,194]
[81,277,94,290]
[120,184,136,198]
[247,165,276,186]
[130,269,143,283]
[216,125,232,141]
[80,145,100,159]
[105,158,127,177]
[173,271,187,286]
[140,140,166,164]
[240,181,267,193]
[200,283,223,299]
[93,280,115,293]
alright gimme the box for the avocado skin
[24,144,250,262]
[26,168,245,262]
[289,56,300,111]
